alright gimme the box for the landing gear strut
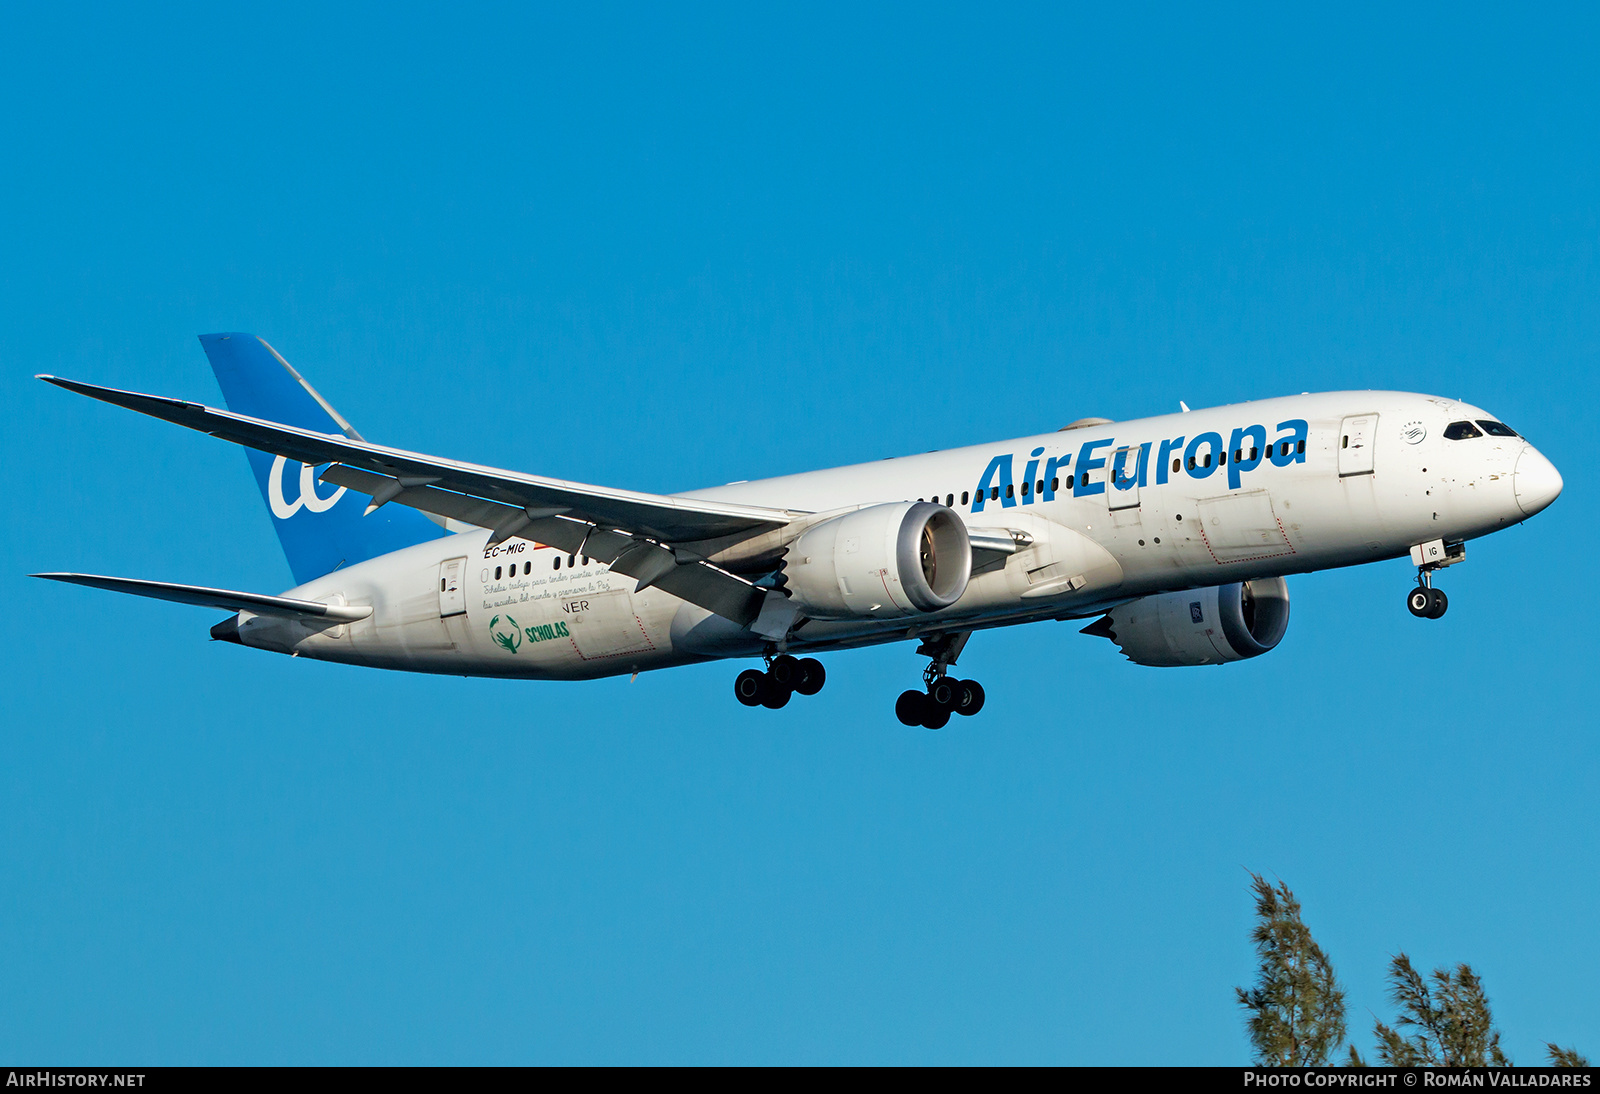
[1406,539,1464,620]
[896,632,985,730]
[734,653,825,710]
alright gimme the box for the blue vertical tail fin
[199,333,446,585]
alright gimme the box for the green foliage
[1236,874,1348,1066]
[1240,876,1588,1067]
[1371,955,1510,1067]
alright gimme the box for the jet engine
[1081,577,1290,666]
[782,501,971,620]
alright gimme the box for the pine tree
[1547,1044,1590,1067]
[1369,955,1511,1066]
[1236,874,1348,1066]
[1239,875,1588,1067]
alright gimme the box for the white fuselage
[238,391,1559,677]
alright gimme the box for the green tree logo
[489,614,522,654]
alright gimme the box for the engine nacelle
[1082,577,1290,666]
[783,501,971,620]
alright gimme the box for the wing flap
[32,573,373,622]
[327,459,771,625]
[323,467,769,626]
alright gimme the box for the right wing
[40,375,807,631]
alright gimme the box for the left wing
[40,375,806,631]
[32,573,373,622]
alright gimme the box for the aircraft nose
[1514,446,1563,518]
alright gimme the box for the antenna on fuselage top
[1179,401,1191,413]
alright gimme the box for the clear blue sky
[2,2,1595,1064]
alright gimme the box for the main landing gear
[1405,539,1465,620]
[734,653,826,710]
[895,632,985,730]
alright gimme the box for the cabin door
[439,557,467,617]
[1338,415,1377,477]
[1108,446,1142,510]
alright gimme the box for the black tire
[1407,587,1433,617]
[1427,587,1449,619]
[769,654,801,689]
[734,669,766,707]
[896,690,927,727]
[928,677,959,710]
[794,658,826,696]
[955,679,986,716]
[922,706,951,730]
[761,680,792,709]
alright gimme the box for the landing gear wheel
[768,654,802,690]
[734,669,766,707]
[921,706,951,730]
[1427,588,1448,619]
[761,680,792,709]
[954,680,985,716]
[927,677,960,711]
[794,658,826,696]
[896,690,928,727]
[1407,587,1434,617]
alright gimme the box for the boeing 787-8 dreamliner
[35,334,1562,728]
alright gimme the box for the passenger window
[553,556,561,570]
[1021,481,1030,497]
[1444,421,1483,440]
[1172,459,1180,473]
[961,491,970,505]
[568,554,576,567]
[494,566,502,580]
[1187,456,1196,470]
[990,487,999,501]
[525,562,532,575]
[1296,440,1304,455]
[1477,420,1519,438]
[946,494,954,507]
[1050,478,1059,492]
[1080,471,1089,487]
[1005,485,1014,499]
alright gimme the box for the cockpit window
[1476,420,1519,438]
[1444,421,1483,440]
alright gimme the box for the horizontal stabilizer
[32,573,372,622]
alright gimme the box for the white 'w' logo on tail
[268,454,348,518]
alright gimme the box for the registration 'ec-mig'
[34,334,1563,728]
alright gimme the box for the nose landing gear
[895,631,985,730]
[1406,539,1465,620]
[733,653,826,710]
